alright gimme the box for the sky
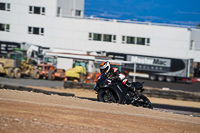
[84,0,200,27]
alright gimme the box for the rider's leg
[122,79,140,98]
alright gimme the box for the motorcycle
[93,73,153,109]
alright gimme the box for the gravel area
[0,89,200,133]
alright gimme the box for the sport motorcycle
[94,73,153,109]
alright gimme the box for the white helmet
[100,61,111,74]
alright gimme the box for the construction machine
[65,65,86,82]
[65,60,101,83]
[32,56,65,80]
[0,56,15,78]
[0,51,37,78]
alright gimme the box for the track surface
[136,78,200,92]
[0,77,200,116]
[0,90,200,133]
[0,77,199,92]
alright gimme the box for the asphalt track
[133,78,200,93]
[0,77,200,117]
[0,77,199,92]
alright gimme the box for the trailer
[107,52,194,82]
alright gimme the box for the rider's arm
[118,73,125,81]
[112,68,125,81]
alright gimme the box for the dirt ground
[0,88,200,133]
[29,86,200,108]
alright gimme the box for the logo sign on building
[127,55,171,72]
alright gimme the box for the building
[0,0,200,64]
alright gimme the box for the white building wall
[0,0,200,62]
[191,29,200,50]
[47,18,192,60]
[57,0,84,17]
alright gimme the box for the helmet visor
[100,66,108,73]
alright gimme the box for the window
[44,57,53,63]
[127,36,135,44]
[57,7,62,17]
[29,6,45,15]
[33,27,39,34]
[122,35,150,46]
[89,33,92,40]
[190,40,195,50]
[147,38,150,43]
[0,3,10,11]
[40,28,44,35]
[0,23,10,32]
[122,36,126,43]
[146,38,150,46]
[34,7,40,14]
[41,7,45,15]
[103,34,112,42]
[136,37,145,45]
[28,26,44,36]
[113,35,116,42]
[93,33,102,41]
[113,35,116,41]
[0,3,5,10]
[75,10,81,16]
[89,33,116,43]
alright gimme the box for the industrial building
[0,0,200,77]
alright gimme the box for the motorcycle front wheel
[97,89,118,103]
[139,94,153,109]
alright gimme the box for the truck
[106,52,194,82]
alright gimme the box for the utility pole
[133,62,136,82]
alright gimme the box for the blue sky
[84,0,200,26]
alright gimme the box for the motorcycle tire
[139,94,153,109]
[97,89,118,103]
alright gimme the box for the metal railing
[60,15,197,29]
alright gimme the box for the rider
[99,61,140,100]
